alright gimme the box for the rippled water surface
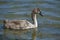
[0,0,60,40]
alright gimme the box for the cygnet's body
[3,8,43,29]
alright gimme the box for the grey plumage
[3,8,43,29]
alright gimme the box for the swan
[3,8,43,29]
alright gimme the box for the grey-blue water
[0,0,60,40]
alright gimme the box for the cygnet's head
[32,8,43,16]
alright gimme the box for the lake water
[0,0,60,40]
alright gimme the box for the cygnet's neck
[32,13,38,27]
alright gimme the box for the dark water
[0,0,60,40]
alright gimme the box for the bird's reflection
[32,28,37,40]
[3,28,38,40]
[3,29,29,40]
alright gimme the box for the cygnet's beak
[39,11,43,16]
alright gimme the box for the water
[0,0,60,40]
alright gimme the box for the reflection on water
[0,0,60,40]
[32,28,37,40]
[3,28,37,40]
